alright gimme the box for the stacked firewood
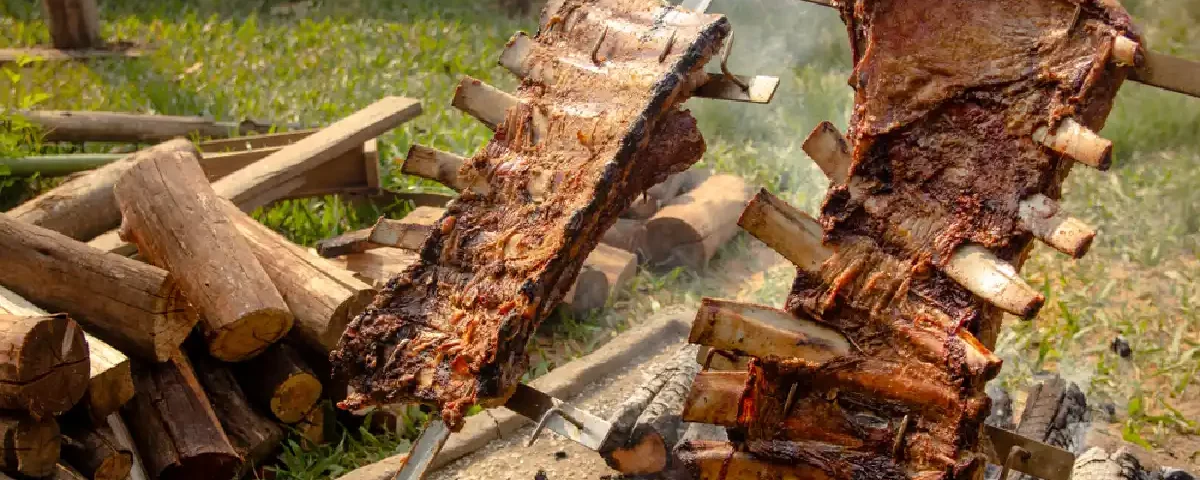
[0,96,421,480]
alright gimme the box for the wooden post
[114,143,293,362]
[188,347,284,476]
[7,139,197,242]
[0,314,88,416]
[224,201,376,355]
[0,285,133,421]
[0,414,59,478]
[645,175,752,271]
[41,0,102,50]
[120,353,240,480]
[232,344,322,424]
[0,213,197,362]
[60,423,132,480]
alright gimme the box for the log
[623,195,660,220]
[688,298,851,363]
[561,265,610,314]
[589,243,638,302]
[60,423,132,480]
[1017,194,1096,258]
[601,345,700,475]
[232,344,322,424]
[212,96,421,212]
[41,0,102,50]
[1032,118,1113,170]
[0,213,197,362]
[104,414,148,480]
[121,353,240,480]
[315,228,374,258]
[19,111,275,143]
[0,313,88,416]
[0,414,59,477]
[367,206,443,250]
[451,77,518,130]
[401,145,473,193]
[225,202,376,354]
[197,129,317,152]
[737,188,833,272]
[188,347,284,475]
[601,218,647,259]
[328,247,420,288]
[802,121,852,184]
[0,286,128,420]
[113,144,292,362]
[645,175,752,271]
[6,139,197,242]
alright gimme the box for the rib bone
[942,244,1045,319]
[1032,118,1113,170]
[802,121,851,184]
[451,77,518,130]
[738,189,832,272]
[1017,194,1096,258]
[689,298,851,362]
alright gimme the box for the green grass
[2,0,1200,474]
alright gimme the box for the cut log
[188,347,284,476]
[6,139,197,242]
[401,145,472,193]
[224,202,376,354]
[0,214,196,362]
[104,414,148,480]
[451,77,519,130]
[644,175,752,271]
[113,144,292,362]
[589,243,638,302]
[0,414,59,478]
[212,96,421,212]
[60,423,132,480]
[600,345,700,475]
[802,121,852,184]
[561,265,609,314]
[41,0,102,50]
[688,298,851,363]
[601,218,647,260]
[19,111,274,143]
[0,286,128,420]
[197,129,317,152]
[121,353,240,480]
[1018,195,1096,259]
[0,313,88,416]
[1032,118,1113,170]
[232,344,322,424]
[738,189,833,272]
[623,195,660,220]
[367,206,443,251]
[329,247,420,288]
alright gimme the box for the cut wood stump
[0,214,197,362]
[645,174,752,271]
[41,0,102,50]
[295,403,329,450]
[561,264,610,314]
[0,413,59,478]
[60,423,132,480]
[232,343,322,424]
[189,346,284,476]
[0,313,88,416]
[114,142,292,362]
[121,353,240,480]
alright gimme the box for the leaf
[1128,395,1144,417]
[19,92,51,109]
[1122,421,1154,449]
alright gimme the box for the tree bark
[114,143,292,362]
[224,201,376,355]
[60,423,132,480]
[0,313,88,416]
[188,347,284,476]
[232,344,322,424]
[6,139,196,242]
[40,0,102,50]
[601,345,700,475]
[120,353,240,480]
[0,414,59,478]
[644,175,751,271]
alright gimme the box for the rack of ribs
[678,0,1142,479]
[331,0,732,430]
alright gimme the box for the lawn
[2,0,1199,477]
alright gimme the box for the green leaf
[1128,395,1144,417]
[1122,421,1154,449]
[19,92,51,109]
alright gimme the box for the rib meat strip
[332,0,729,430]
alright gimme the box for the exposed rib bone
[1112,36,1141,67]
[689,298,851,362]
[451,77,518,130]
[401,145,476,193]
[368,207,443,251]
[1017,194,1096,258]
[942,245,1045,319]
[738,189,833,272]
[802,121,851,184]
[1032,118,1113,170]
[680,371,745,427]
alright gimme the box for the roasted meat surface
[679,1,1138,479]
[331,0,729,430]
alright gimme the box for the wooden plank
[197,129,318,152]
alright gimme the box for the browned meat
[330,0,729,430]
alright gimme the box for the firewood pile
[0,96,423,480]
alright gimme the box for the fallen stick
[189,347,285,476]
[18,110,278,143]
[645,174,752,271]
[232,343,322,424]
[114,142,293,362]
[60,423,132,480]
[0,214,197,362]
[0,414,59,478]
[0,313,88,416]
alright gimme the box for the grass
[2,0,1199,474]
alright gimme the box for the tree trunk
[40,0,102,50]
[60,423,132,480]
[601,345,700,475]
[232,344,322,424]
[120,353,240,480]
[0,314,88,416]
[644,175,751,271]
[188,347,284,476]
[114,143,292,362]
[0,414,59,478]
[6,139,196,242]
[0,285,133,421]
[224,201,376,355]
